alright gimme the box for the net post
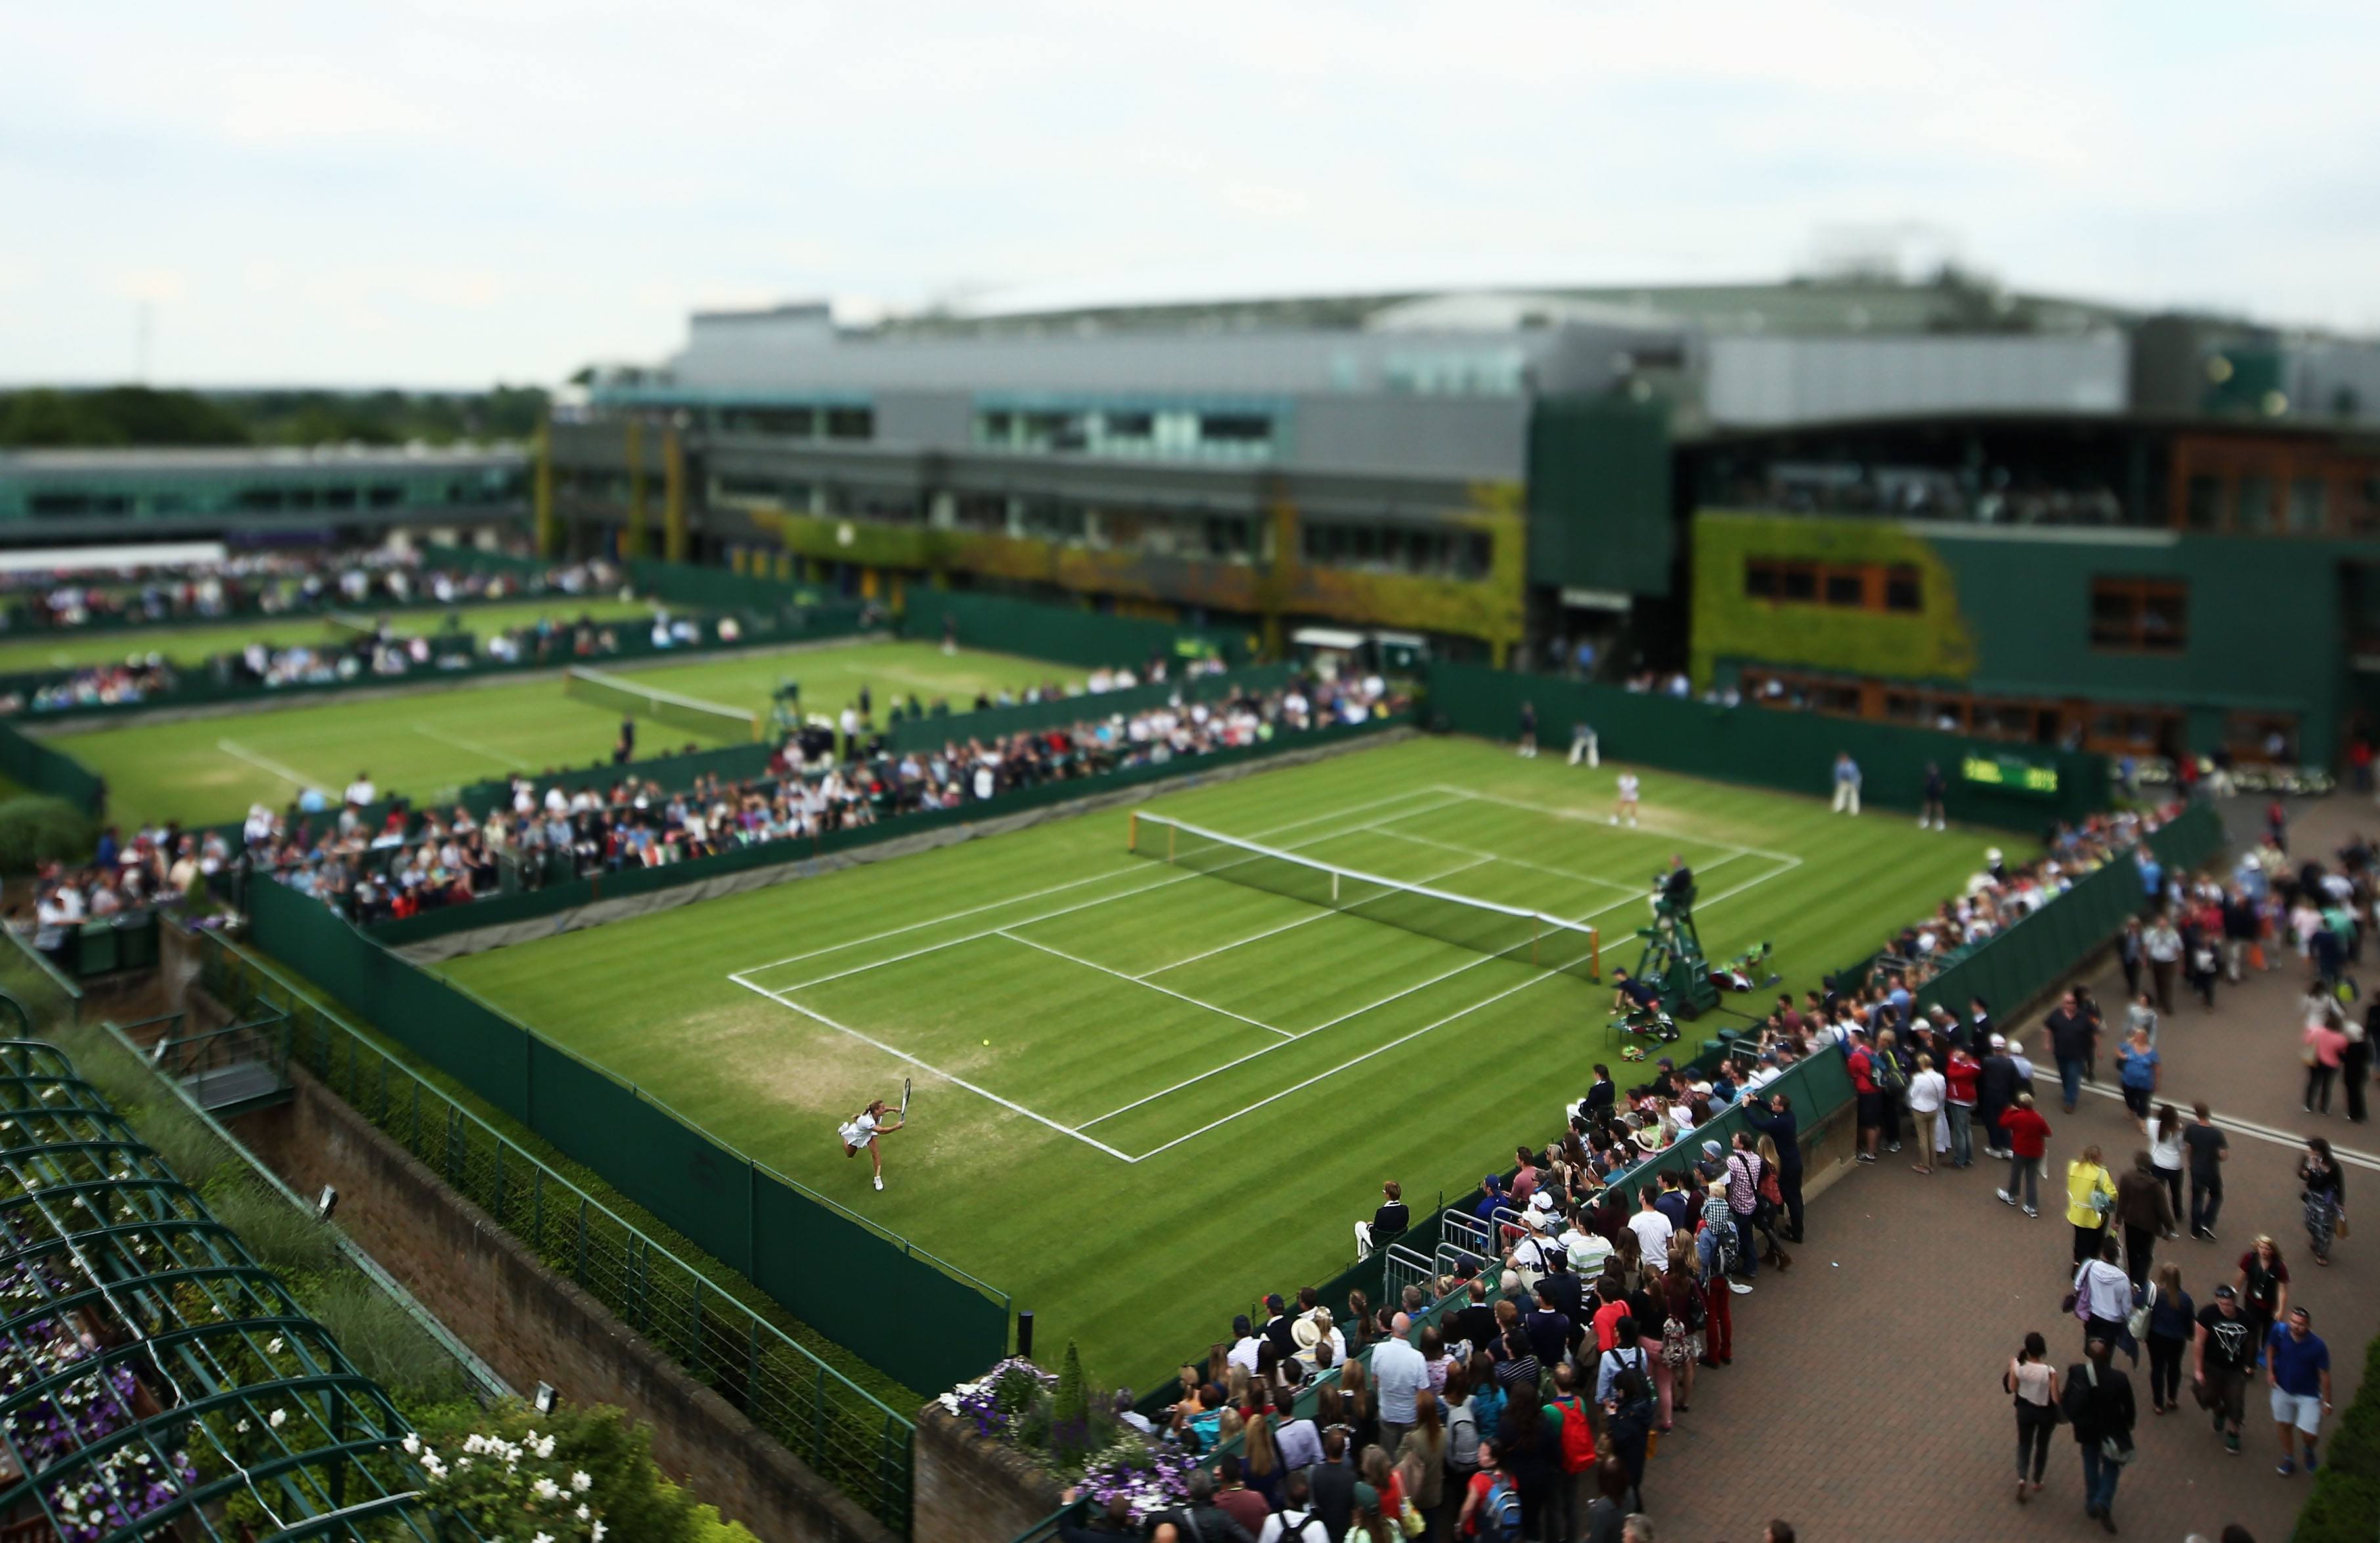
[1532,917,1539,968]
[1167,822,1176,863]
[1590,926,1600,981]
[1129,810,1139,854]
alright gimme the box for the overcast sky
[3,1,2370,389]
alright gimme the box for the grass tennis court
[443,734,2028,1389]
[0,596,660,676]
[52,638,1074,827]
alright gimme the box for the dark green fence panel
[527,1039,755,1278]
[903,589,1247,670]
[885,664,1296,753]
[626,558,833,618]
[1424,663,2108,830]
[0,718,106,815]
[750,1171,1007,1395]
[242,869,1009,1398]
[365,718,1401,945]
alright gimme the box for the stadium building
[326,277,2380,771]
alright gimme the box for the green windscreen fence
[1425,662,2109,830]
[885,663,1294,752]
[903,588,1248,670]
[243,878,1009,1393]
[1908,803,2223,1018]
[0,718,106,816]
[628,557,826,617]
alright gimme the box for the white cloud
[0,0,2371,384]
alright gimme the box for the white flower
[235,1420,250,1434]
[592,1525,607,1542]
[532,1533,552,1543]
[268,1409,286,1429]
[571,1471,591,1493]
[576,1504,591,1521]
[401,1433,419,1455]
[535,1435,556,1459]
[266,1337,284,1355]
[531,1477,561,1501]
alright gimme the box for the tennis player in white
[839,1098,906,1190]
[1612,772,1640,827]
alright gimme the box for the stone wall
[232,1055,894,1543]
[910,1405,1065,1543]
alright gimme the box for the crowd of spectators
[0,549,619,631]
[258,672,1403,923]
[10,822,221,972]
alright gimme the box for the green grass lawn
[53,639,1075,827]
[442,734,2032,1392]
[0,596,661,676]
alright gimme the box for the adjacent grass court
[443,734,2031,1390]
[51,638,1074,827]
[0,596,660,676]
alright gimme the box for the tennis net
[563,666,761,742]
[1127,812,1600,981]
[326,611,384,645]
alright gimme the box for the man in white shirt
[1225,1315,1264,1375]
[343,772,376,807]
[1627,1185,1675,1260]
[1369,1313,1429,1448]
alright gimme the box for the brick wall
[234,1061,894,1543]
[910,1406,1064,1543]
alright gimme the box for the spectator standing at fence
[1372,1313,1428,1450]
[2117,919,2146,999]
[1977,1035,2019,1160]
[1998,1094,2052,1217]
[1517,701,1538,759]
[1830,752,1861,815]
[2062,1337,2136,1532]
[2047,989,2096,1113]
[1740,1092,1805,1240]
[1942,1039,1980,1169]
[2006,1331,2060,1503]
[1906,1053,1947,1175]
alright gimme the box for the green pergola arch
[0,1039,469,1542]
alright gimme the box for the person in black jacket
[2348,1008,2373,1125]
[2063,1337,2136,1533]
[1154,1472,1258,1543]
[1307,1432,1357,1538]
[1740,1092,1805,1242]
[1977,1035,2019,1158]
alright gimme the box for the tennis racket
[900,1076,912,1118]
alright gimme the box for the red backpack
[1554,1394,1596,1474]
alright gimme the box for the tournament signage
[1961,751,2060,798]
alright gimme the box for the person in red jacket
[1944,1045,1982,1169]
[1996,1094,2052,1216]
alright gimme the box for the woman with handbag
[2299,1137,2347,1265]
[2065,1144,2119,1268]
[2005,1331,2061,1502]
[2062,1336,2136,1533]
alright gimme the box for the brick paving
[1644,796,2376,1543]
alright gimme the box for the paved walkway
[1650,795,2375,1543]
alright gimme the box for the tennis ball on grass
[982,1038,990,1045]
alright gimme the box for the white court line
[1430,785,1801,865]
[1366,827,1644,896]
[993,930,1295,1039]
[759,796,1469,993]
[735,786,1455,976]
[215,738,322,789]
[1127,967,1583,1162]
[410,722,518,768]
[1137,852,1496,978]
[1080,850,1785,1132]
[728,976,1137,1162]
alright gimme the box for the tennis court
[53,637,1079,826]
[447,735,2011,1387]
[0,595,659,676]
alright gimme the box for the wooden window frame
[2088,576,2189,653]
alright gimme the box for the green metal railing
[196,932,920,1535]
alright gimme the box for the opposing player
[1612,770,1640,827]
[839,1098,906,1191]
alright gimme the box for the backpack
[1482,1477,1524,1541]
[1709,1215,1742,1272]
[1275,1511,1325,1542]
[1554,1394,1596,1474]
[1446,1399,1482,1471]
[1871,1049,1908,1094]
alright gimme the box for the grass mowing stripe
[990,930,1296,1039]
[450,736,2028,1390]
